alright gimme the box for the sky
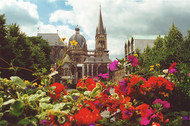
[0,0,190,61]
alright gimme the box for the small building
[124,35,163,57]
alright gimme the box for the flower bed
[0,57,190,126]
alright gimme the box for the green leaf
[49,86,56,90]
[84,91,91,96]
[10,100,25,117]
[17,118,30,125]
[10,76,26,89]
[3,99,16,106]
[42,68,47,73]
[91,83,102,97]
[40,97,51,103]
[39,103,53,110]
[0,113,3,119]
[0,120,8,126]
[58,116,65,124]
[179,111,189,116]
[53,103,66,110]
[0,98,3,105]
[29,94,38,102]
[71,93,80,99]
[48,71,58,77]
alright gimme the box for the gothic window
[93,64,97,76]
[62,69,64,76]
[89,64,92,76]
[98,64,107,74]
[65,69,67,76]
[84,65,87,76]
[76,58,79,62]
[102,41,105,48]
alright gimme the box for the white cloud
[50,10,75,24]
[63,0,190,60]
[37,22,75,41]
[1,0,190,61]
[0,0,39,25]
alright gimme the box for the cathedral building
[37,7,111,84]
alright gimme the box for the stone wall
[110,68,125,83]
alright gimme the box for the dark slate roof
[37,33,61,46]
[69,26,86,49]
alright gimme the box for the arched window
[98,64,107,74]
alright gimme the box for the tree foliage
[0,14,52,81]
[139,23,190,77]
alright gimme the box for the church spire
[96,5,106,35]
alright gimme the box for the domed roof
[69,26,86,48]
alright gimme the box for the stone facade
[110,68,125,83]
[38,7,111,84]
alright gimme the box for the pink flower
[168,62,177,74]
[187,73,190,77]
[92,76,99,82]
[102,73,109,79]
[109,60,119,71]
[153,99,170,109]
[98,73,109,79]
[119,78,129,94]
[127,55,139,67]
[140,109,157,125]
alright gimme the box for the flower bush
[0,53,190,126]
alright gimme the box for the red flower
[77,77,106,91]
[136,104,150,117]
[152,122,161,126]
[164,118,169,123]
[49,82,67,101]
[74,107,101,125]
[144,77,175,91]
[77,78,96,91]
[120,105,135,119]
[63,122,71,126]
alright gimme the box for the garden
[0,53,190,126]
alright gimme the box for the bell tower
[95,5,107,57]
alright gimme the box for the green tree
[27,36,52,70]
[0,14,7,46]
[153,34,164,49]
[0,14,52,81]
[178,30,190,67]
[163,23,183,68]
[0,14,15,77]
[142,24,184,71]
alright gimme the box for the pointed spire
[96,5,106,35]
